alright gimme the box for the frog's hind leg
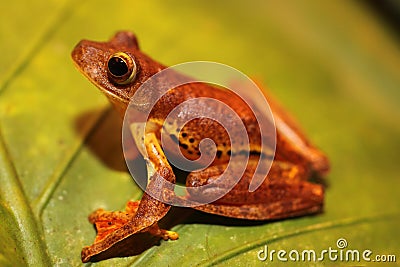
[266,91,330,176]
[187,158,324,220]
[229,78,330,176]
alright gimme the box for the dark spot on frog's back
[179,142,189,150]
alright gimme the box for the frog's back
[148,82,266,165]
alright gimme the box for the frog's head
[72,31,165,115]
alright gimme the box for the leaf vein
[0,129,51,266]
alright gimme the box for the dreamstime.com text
[257,238,396,263]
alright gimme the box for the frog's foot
[147,222,179,241]
[81,191,177,263]
[87,201,139,243]
[86,200,178,246]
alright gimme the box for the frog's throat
[99,87,130,115]
[97,85,130,106]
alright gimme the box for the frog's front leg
[81,132,178,263]
[187,157,323,220]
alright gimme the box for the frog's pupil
[108,57,129,77]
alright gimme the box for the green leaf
[1,0,399,266]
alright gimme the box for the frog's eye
[107,52,137,85]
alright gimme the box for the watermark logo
[336,237,347,249]
[257,238,397,263]
[122,61,276,207]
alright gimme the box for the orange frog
[72,31,329,262]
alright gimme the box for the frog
[71,31,329,262]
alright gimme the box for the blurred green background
[1,0,399,266]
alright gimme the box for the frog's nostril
[71,41,86,64]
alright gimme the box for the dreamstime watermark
[122,61,276,207]
[257,238,397,263]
